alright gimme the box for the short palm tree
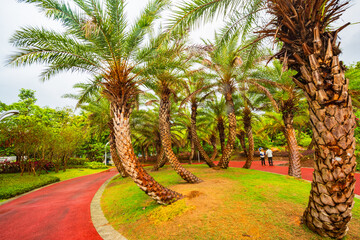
[249,60,305,177]
[201,94,227,155]
[180,69,217,167]
[9,0,183,204]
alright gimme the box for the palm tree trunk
[243,107,254,169]
[152,146,166,171]
[209,134,218,161]
[189,139,195,164]
[109,126,128,178]
[261,1,356,237]
[217,117,226,154]
[190,102,216,168]
[112,103,182,204]
[303,101,356,238]
[282,113,302,178]
[218,86,237,168]
[237,131,248,157]
[159,89,202,183]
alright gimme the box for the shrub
[68,157,88,166]
[0,160,20,173]
[0,175,60,199]
[84,161,108,169]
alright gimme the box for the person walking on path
[260,148,266,166]
[266,148,273,166]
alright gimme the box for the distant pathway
[0,169,117,240]
[218,160,360,196]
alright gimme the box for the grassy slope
[102,165,360,240]
[0,168,108,201]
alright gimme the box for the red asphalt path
[0,169,117,240]
[0,162,358,240]
[216,160,360,196]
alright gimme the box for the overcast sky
[0,0,359,111]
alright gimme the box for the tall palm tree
[169,0,356,235]
[200,33,246,169]
[259,1,357,237]
[9,0,183,204]
[142,37,202,183]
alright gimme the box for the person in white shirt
[265,148,273,166]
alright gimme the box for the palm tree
[200,33,247,169]
[142,36,202,183]
[249,60,304,177]
[170,0,357,235]
[180,69,217,167]
[259,1,357,237]
[64,83,128,177]
[9,0,183,204]
[201,94,227,155]
[234,90,273,169]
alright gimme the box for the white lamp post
[0,110,20,121]
[104,141,109,166]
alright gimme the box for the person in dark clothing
[260,148,266,166]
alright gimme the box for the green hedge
[0,174,60,199]
[84,161,108,169]
[68,157,88,166]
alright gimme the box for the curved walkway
[1,161,358,240]
[223,160,360,196]
[0,168,117,240]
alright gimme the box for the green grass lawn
[102,165,360,240]
[0,168,110,201]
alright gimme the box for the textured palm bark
[112,103,183,204]
[282,114,302,178]
[190,102,216,168]
[242,107,254,169]
[108,117,128,177]
[109,132,128,178]
[159,89,202,183]
[209,135,218,162]
[237,131,248,157]
[217,117,226,154]
[152,146,166,171]
[303,101,356,238]
[260,2,357,236]
[218,88,237,168]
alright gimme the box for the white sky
[0,0,359,110]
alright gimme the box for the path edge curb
[91,173,127,240]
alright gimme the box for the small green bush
[84,161,108,169]
[68,157,88,166]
